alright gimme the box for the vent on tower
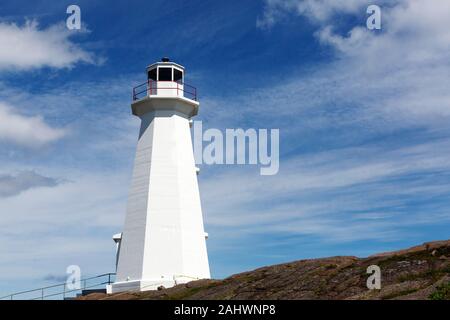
[161,57,170,62]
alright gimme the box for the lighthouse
[108,58,210,293]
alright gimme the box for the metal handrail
[0,272,115,300]
[132,80,197,101]
[30,281,111,300]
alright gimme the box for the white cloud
[0,102,66,147]
[319,1,450,123]
[245,0,450,138]
[317,1,450,62]
[0,20,97,71]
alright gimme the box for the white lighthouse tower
[109,58,210,293]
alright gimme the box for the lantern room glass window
[148,68,157,81]
[158,67,172,81]
[174,69,183,82]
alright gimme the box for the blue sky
[1,0,450,295]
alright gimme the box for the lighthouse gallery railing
[132,80,197,101]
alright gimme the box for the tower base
[107,276,201,294]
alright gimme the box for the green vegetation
[429,282,450,300]
[324,264,338,270]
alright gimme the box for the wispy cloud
[0,170,60,198]
[0,75,137,287]
[0,170,128,282]
[257,0,369,28]
[200,138,450,239]
[198,0,450,248]
[43,274,67,282]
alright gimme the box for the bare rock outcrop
[79,239,450,300]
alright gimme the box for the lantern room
[147,57,184,83]
[132,58,197,101]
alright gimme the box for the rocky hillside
[81,239,450,300]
